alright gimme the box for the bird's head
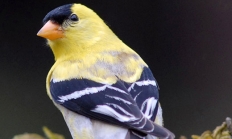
[37,4,117,60]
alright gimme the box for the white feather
[105,95,132,104]
[58,84,127,102]
[91,104,138,122]
[141,97,158,119]
[128,80,157,92]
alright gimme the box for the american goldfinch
[37,3,175,139]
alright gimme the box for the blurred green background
[1,0,232,138]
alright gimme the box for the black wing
[50,67,173,139]
[125,67,160,122]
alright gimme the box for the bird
[37,3,175,139]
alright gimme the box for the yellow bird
[37,3,175,139]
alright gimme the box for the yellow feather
[46,3,147,98]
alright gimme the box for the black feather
[50,67,174,138]
[43,4,73,25]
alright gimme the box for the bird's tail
[130,117,175,139]
[128,127,174,139]
[127,130,146,139]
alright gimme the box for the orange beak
[37,20,64,40]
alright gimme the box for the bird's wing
[125,67,160,122]
[50,67,173,139]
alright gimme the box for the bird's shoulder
[48,49,147,84]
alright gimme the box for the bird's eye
[69,14,78,21]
